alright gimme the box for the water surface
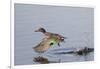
[14,4,94,65]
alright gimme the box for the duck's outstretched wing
[33,38,53,53]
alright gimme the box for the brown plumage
[33,38,55,53]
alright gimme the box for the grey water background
[14,3,94,65]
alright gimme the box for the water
[14,3,94,65]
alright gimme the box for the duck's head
[35,27,46,33]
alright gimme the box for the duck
[35,27,66,46]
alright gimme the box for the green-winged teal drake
[33,27,66,53]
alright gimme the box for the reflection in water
[33,47,94,64]
[33,56,49,64]
[33,56,61,64]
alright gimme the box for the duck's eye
[50,42,54,46]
